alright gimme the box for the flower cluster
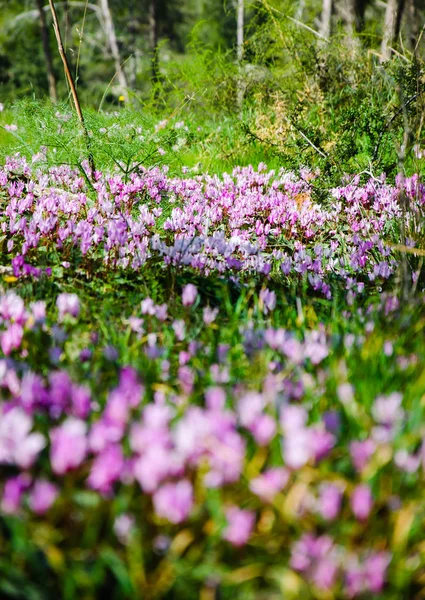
[1,156,422,299]
[1,281,424,598]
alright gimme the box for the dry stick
[47,0,95,174]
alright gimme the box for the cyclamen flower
[203,306,219,325]
[182,284,198,307]
[114,513,135,544]
[87,444,124,494]
[249,468,289,502]
[350,439,376,472]
[28,480,58,514]
[372,392,404,426]
[50,418,87,475]
[317,483,343,521]
[363,552,391,593]
[290,533,337,591]
[0,292,27,324]
[56,293,80,319]
[223,506,255,546]
[31,301,46,323]
[259,288,276,314]
[351,484,373,521]
[1,474,31,514]
[0,407,45,469]
[153,480,193,524]
[1,323,24,355]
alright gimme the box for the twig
[260,1,329,42]
[47,0,95,173]
[290,122,328,158]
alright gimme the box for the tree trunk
[149,0,159,87]
[319,0,333,39]
[381,0,405,61]
[99,0,129,101]
[335,0,357,44]
[236,0,244,110]
[404,0,418,51]
[236,0,244,62]
[35,0,58,102]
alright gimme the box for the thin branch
[47,0,95,173]
[260,2,330,42]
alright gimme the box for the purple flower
[0,407,45,469]
[350,439,376,472]
[372,392,404,426]
[282,428,312,469]
[280,404,307,432]
[312,558,338,591]
[153,480,193,524]
[250,414,277,446]
[310,426,335,462]
[203,306,219,325]
[56,293,80,319]
[351,484,373,521]
[182,284,198,307]
[141,297,155,315]
[205,386,226,411]
[223,506,255,546]
[114,513,135,544]
[363,552,391,593]
[28,480,58,514]
[87,444,124,494]
[172,319,185,341]
[30,301,46,323]
[133,446,176,493]
[1,323,24,355]
[249,467,289,502]
[259,288,276,314]
[317,483,343,520]
[50,418,87,475]
[1,474,31,514]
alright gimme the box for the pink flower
[30,301,46,323]
[1,474,31,514]
[317,483,343,520]
[249,467,289,502]
[372,392,404,426]
[203,306,218,325]
[363,552,391,593]
[250,414,277,446]
[153,480,193,524]
[350,439,376,472]
[50,418,87,475]
[133,446,177,493]
[310,427,335,462]
[282,428,312,469]
[223,506,255,546]
[205,386,226,411]
[350,484,373,521]
[0,292,27,324]
[182,284,198,307]
[312,558,338,591]
[0,407,45,469]
[280,404,307,432]
[87,444,124,494]
[29,480,58,514]
[1,323,24,355]
[56,293,80,319]
[114,513,135,544]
